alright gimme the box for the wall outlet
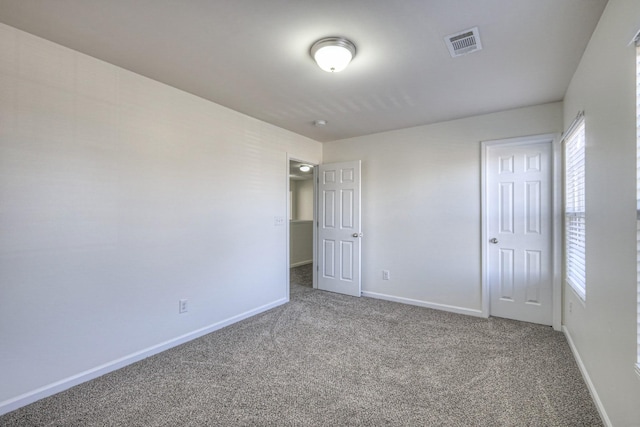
[568,301,573,314]
[274,216,285,226]
[382,270,390,280]
[179,299,188,314]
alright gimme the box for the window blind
[564,114,586,300]
[635,39,640,368]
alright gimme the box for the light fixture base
[310,37,356,72]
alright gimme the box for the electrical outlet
[274,216,285,226]
[179,299,188,314]
[569,301,573,314]
[382,270,390,280]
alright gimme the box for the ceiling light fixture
[299,165,311,172]
[310,37,356,72]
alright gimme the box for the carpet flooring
[1,283,602,426]
[290,264,313,288]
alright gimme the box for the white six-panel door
[487,141,553,325]
[317,161,362,297]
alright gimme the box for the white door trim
[480,133,562,330]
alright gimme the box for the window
[564,113,586,300]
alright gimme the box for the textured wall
[562,0,640,424]
[290,221,313,267]
[0,23,321,412]
[323,103,562,314]
[295,179,314,221]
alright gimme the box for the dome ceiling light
[310,37,356,72]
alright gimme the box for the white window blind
[564,114,586,300]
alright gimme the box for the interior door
[317,161,362,297]
[487,141,553,325]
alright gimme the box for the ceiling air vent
[444,27,482,58]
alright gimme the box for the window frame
[564,113,587,301]
[635,39,640,373]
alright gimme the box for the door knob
[489,238,499,244]
[352,233,361,238]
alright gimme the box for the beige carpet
[1,284,602,426]
[290,264,313,288]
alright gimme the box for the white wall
[289,179,297,219]
[0,23,321,413]
[289,220,313,267]
[294,179,314,221]
[289,178,313,221]
[323,103,562,314]
[561,0,640,425]
[289,177,313,266]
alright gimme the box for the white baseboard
[562,326,611,427]
[290,260,312,268]
[361,291,484,318]
[0,297,288,416]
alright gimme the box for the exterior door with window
[486,140,553,325]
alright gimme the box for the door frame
[286,154,318,299]
[480,133,562,330]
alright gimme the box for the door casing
[286,155,318,299]
[481,134,562,331]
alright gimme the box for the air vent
[444,27,482,58]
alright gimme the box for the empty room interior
[1,0,640,425]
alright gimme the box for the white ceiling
[289,160,314,181]
[0,0,608,142]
